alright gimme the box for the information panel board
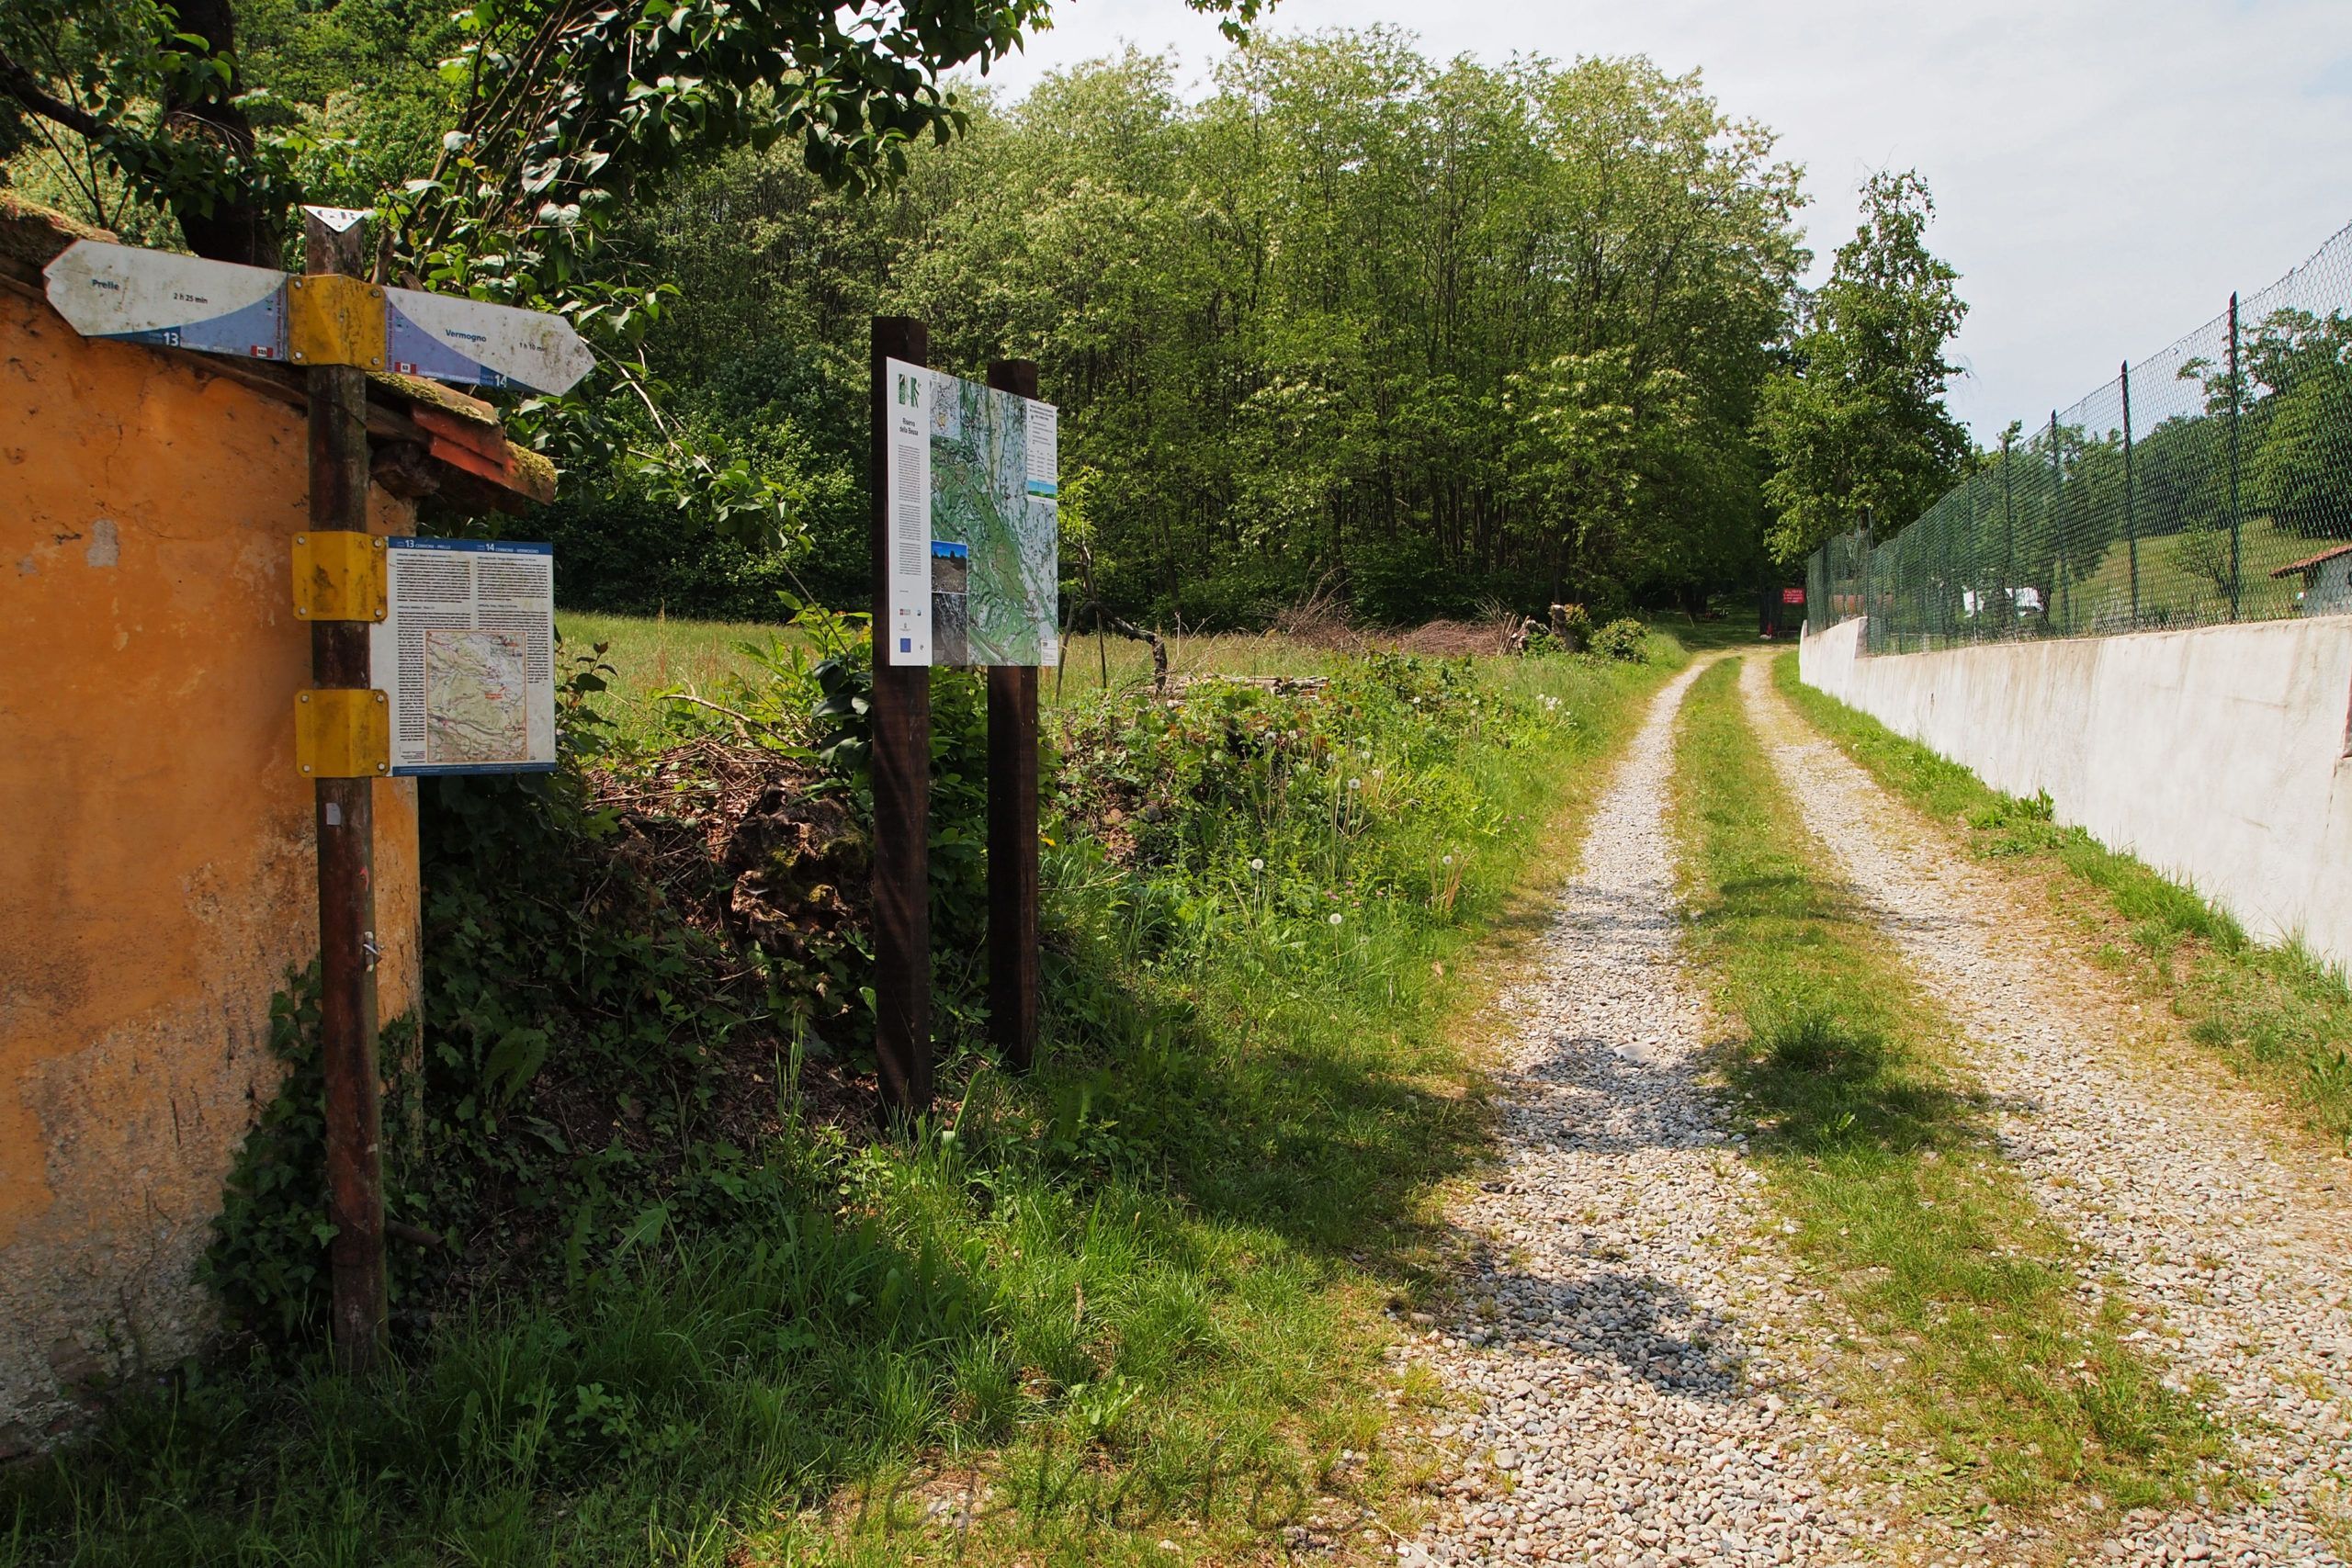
[369,538,557,773]
[882,359,933,665]
[883,361,1058,668]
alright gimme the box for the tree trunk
[164,0,284,268]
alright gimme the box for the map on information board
[424,627,532,765]
[371,539,557,773]
[882,360,1058,667]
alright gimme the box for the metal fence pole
[1860,508,1875,652]
[1971,479,1986,643]
[2121,359,2139,626]
[2050,411,2067,635]
[2226,291,2245,622]
[2000,430,2018,635]
[1939,502,1952,648]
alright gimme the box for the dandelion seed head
[1329,912,1344,926]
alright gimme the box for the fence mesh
[1808,220,2352,653]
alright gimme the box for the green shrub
[1591,616,1648,661]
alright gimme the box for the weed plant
[1,626,1674,1565]
[1674,659,2231,1527]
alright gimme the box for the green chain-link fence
[1808,220,2352,653]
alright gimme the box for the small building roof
[2257,545,2352,582]
[2269,542,2352,581]
[0,193,554,513]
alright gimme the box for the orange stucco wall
[0,287,423,1451]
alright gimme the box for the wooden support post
[986,358,1042,1071]
[304,207,386,1370]
[870,318,933,1116]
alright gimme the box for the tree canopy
[1755,168,1970,566]
[537,38,1814,623]
[1,0,1264,262]
[6,9,2008,624]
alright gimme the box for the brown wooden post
[303,208,386,1369]
[986,359,1042,1071]
[870,319,933,1115]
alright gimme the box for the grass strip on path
[1771,652,2352,1153]
[1672,657,2230,1529]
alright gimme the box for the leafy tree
[1757,169,1970,565]
[876,39,1806,622]
[3,0,1268,260]
[1,0,294,262]
[9,17,1830,622]
[2254,377,2352,539]
[2,0,1269,548]
[2245,309,2352,539]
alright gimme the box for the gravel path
[1739,653,2352,1568]
[1400,663,1888,1568]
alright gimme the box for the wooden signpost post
[869,317,933,1115]
[45,219,592,1370]
[867,324,1055,1113]
[984,359,1042,1072]
[300,206,390,1364]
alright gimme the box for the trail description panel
[882,358,934,666]
[882,360,1058,668]
[370,538,557,774]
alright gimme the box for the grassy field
[1771,653,2352,1152]
[558,608,1758,749]
[555,609,789,748]
[3,627,1688,1567]
[2068,515,2314,628]
[557,609,1355,747]
[1671,657,2228,1531]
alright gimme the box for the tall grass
[2,639,1679,1566]
[556,609,786,746]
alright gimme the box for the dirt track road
[1402,654,2352,1568]
[1742,653,2352,1567]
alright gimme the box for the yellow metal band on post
[296,688,390,778]
[286,274,388,369]
[291,532,389,622]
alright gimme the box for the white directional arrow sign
[42,240,290,359]
[42,239,594,395]
[384,285,596,393]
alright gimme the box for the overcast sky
[976,0,2352,440]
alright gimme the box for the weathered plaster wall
[1800,614,2352,974]
[0,287,423,1452]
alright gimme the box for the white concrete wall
[1798,615,2352,974]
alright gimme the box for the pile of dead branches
[589,737,866,964]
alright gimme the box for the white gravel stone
[1740,653,2352,1567]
